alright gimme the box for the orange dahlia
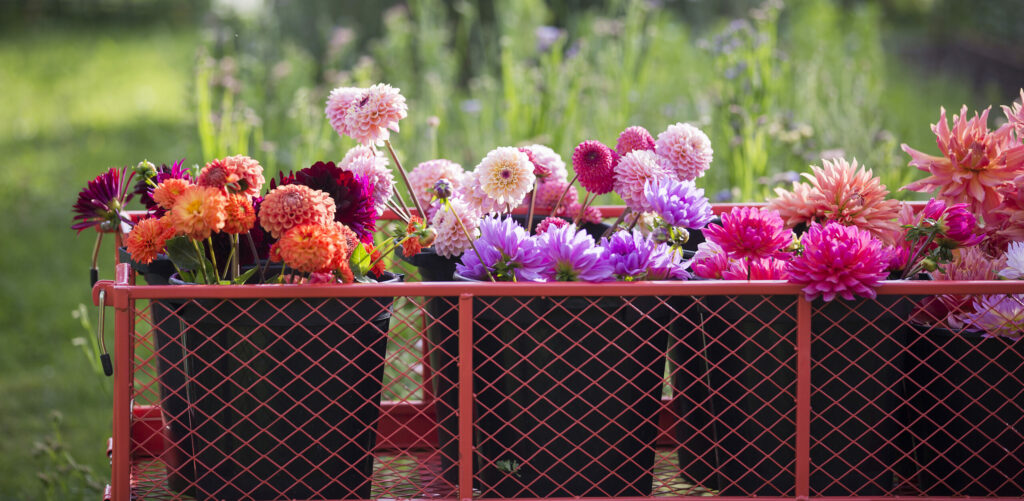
[197,155,265,198]
[259,184,336,239]
[152,178,192,210]
[125,217,175,264]
[222,194,256,234]
[277,224,338,274]
[169,186,227,240]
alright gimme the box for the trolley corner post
[458,293,475,501]
[107,282,134,501]
[795,296,812,501]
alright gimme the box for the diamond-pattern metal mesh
[105,276,1024,500]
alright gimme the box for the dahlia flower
[925,246,1008,328]
[965,295,1024,340]
[197,155,264,198]
[409,159,465,212]
[799,158,901,244]
[325,86,363,138]
[999,242,1024,279]
[522,144,567,182]
[71,166,133,232]
[276,224,341,274]
[767,181,818,228]
[222,194,256,234]
[565,202,603,224]
[721,257,788,280]
[1001,88,1024,139]
[259,184,336,239]
[535,216,569,235]
[474,147,535,207]
[691,240,733,279]
[786,222,889,302]
[125,217,175,264]
[704,207,793,260]
[432,198,480,258]
[152,178,192,212]
[616,126,656,156]
[613,150,672,213]
[536,224,614,282]
[532,180,578,212]
[340,145,394,214]
[342,83,408,145]
[289,162,377,243]
[169,185,228,241]
[135,159,188,212]
[603,230,690,281]
[938,202,983,248]
[455,216,545,281]
[644,177,713,229]
[655,122,713,181]
[460,170,502,215]
[902,105,1021,219]
[572,140,616,194]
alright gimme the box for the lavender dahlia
[535,224,614,282]
[602,230,690,281]
[456,216,545,281]
[643,177,713,229]
[965,295,1024,340]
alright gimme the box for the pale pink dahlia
[197,155,264,198]
[902,105,1021,219]
[721,258,789,280]
[704,206,793,260]
[655,122,713,181]
[409,159,465,212]
[616,125,656,156]
[342,83,408,145]
[613,150,672,213]
[522,144,567,183]
[804,158,901,244]
[474,146,535,207]
[340,145,394,214]
[786,222,889,302]
[966,295,1024,340]
[325,86,363,138]
[431,198,479,258]
[572,140,616,194]
[460,170,502,215]
[259,184,336,238]
[1001,88,1024,139]
[767,181,819,228]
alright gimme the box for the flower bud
[418,227,437,247]
[652,227,670,244]
[136,160,157,178]
[433,179,453,201]
[920,257,938,272]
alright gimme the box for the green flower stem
[525,178,539,234]
[206,238,221,281]
[601,207,632,239]
[384,139,426,220]
[549,172,578,219]
[446,199,495,282]
[191,239,211,284]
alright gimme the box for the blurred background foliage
[1,0,1022,498]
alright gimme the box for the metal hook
[97,289,113,376]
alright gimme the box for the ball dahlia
[535,216,569,235]
[409,159,465,212]
[169,185,227,241]
[276,223,340,274]
[704,206,793,260]
[259,184,336,239]
[616,125,656,156]
[522,144,567,182]
[474,147,535,207]
[613,150,672,213]
[655,122,713,181]
[197,155,264,198]
[342,83,408,145]
[431,198,480,258]
[572,140,615,194]
[325,86,363,138]
[340,145,394,214]
[786,222,889,302]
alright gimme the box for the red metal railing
[93,207,1024,500]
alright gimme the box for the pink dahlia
[259,184,336,239]
[786,222,889,302]
[408,159,465,212]
[460,170,502,215]
[616,125,656,156]
[1001,88,1024,139]
[535,216,569,235]
[924,246,1007,328]
[721,258,789,280]
[965,294,1024,340]
[474,147,535,207]
[704,206,793,260]
[565,202,603,224]
[613,150,671,213]
[902,105,1021,219]
[522,144,567,183]
[767,181,819,228]
[325,86,363,138]
[197,155,264,198]
[691,241,732,279]
[431,198,480,258]
[340,145,394,214]
[572,140,615,194]
[342,83,408,145]
[939,202,984,248]
[655,122,713,181]
[532,179,578,212]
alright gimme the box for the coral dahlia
[655,122,713,181]
[786,222,889,302]
[276,224,339,274]
[152,178,192,211]
[125,217,175,264]
[169,185,227,241]
[804,158,900,244]
[222,194,256,234]
[259,184,336,239]
[197,155,264,198]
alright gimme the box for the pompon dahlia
[533,179,577,211]
[197,155,264,198]
[325,86,364,138]
[704,206,793,260]
[222,194,256,234]
[343,83,408,145]
[152,178,193,211]
[614,150,672,213]
[786,222,889,302]
[691,241,732,279]
[71,166,133,232]
[655,122,713,181]
[475,147,535,207]
[340,145,394,214]
[409,159,465,212]
[431,198,480,258]
[168,185,227,241]
[292,161,377,243]
[965,295,1024,340]
[721,257,789,280]
[535,216,569,235]
[125,217,175,264]
[802,158,900,244]
[616,126,656,156]
[455,216,545,281]
[522,144,567,182]
[276,223,339,274]
[767,181,818,228]
[536,224,614,282]
[259,184,336,239]
[902,105,1022,219]
[572,140,615,194]
[644,177,713,229]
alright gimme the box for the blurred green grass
[0,23,199,500]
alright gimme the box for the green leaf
[232,267,258,285]
[349,243,371,277]
[178,269,195,283]
[165,236,202,271]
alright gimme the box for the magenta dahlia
[72,166,134,233]
[786,222,890,302]
[572,140,615,194]
[704,206,793,260]
[293,161,378,243]
[616,126,656,156]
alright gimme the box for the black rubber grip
[101,354,113,376]
[90,269,99,288]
